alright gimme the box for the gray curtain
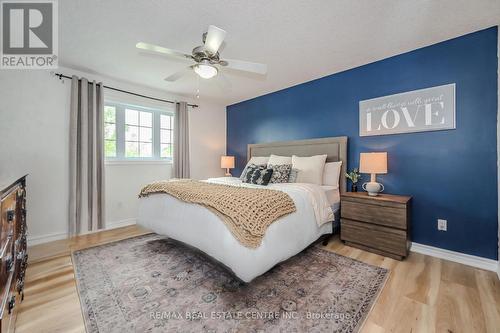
[173,101,190,178]
[69,76,105,236]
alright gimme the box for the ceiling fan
[136,25,267,82]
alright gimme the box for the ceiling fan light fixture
[194,61,218,79]
[136,25,267,83]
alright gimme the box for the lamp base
[362,181,385,196]
[224,168,232,177]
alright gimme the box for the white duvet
[137,177,336,282]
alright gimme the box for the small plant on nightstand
[345,168,362,192]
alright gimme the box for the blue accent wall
[227,27,499,260]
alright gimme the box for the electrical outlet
[437,219,447,231]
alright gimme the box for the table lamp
[221,156,235,177]
[359,152,387,196]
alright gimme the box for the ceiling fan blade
[164,67,193,82]
[136,42,192,60]
[204,25,226,54]
[222,59,267,75]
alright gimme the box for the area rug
[72,234,388,333]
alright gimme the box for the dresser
[340,192,411,260]
[0,176,28,333]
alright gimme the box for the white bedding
[321,185,341,212]
[137,177,339,282]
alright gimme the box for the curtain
[69,76,105,235]
[173,101,190,178]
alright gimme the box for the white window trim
[105,160,172,166]
[105,101,174,162]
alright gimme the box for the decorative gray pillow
[243,165,273,185]
[269,164,292,183]
[240,163,266,180]
[288,168,300,183]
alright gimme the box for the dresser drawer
[0,176,27,332]
[341,218,407,256]
[0,192,16,252]
[0,236,13,297]
[341,200,407,229]
[0,285,17,333]
[0,295,13,333]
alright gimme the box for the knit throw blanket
[139,180,296,248]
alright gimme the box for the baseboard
[411,242,499,272]
[28,232,68,246]
[106,218,137,230]
[28,218,137,246]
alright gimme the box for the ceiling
[59,0,500,106]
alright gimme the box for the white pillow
[267,154,292,166]
[291,154,327,185]
[322,161,342,188]
[246,156,269,166]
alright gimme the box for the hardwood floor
[17,225,151,333]
[17,225,500,333]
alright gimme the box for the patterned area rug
[72,234,388,333]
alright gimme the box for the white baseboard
[28,218,137,246]
[106,218,137,230]
[28,232,68,246]
[411,242,499,273]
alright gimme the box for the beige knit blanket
[139,180,296,248]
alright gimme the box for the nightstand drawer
[341,200,407,229]
[341,218,407,256]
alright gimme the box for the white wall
[105,163,172,226]
[0,67,226,244]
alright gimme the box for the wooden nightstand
[340,192,412,260]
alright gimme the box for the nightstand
[340,192,412,260]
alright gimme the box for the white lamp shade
[220,156,235,169]
[359,152,387,174]
[194,62,218,79]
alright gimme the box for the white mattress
[137,177,337,282]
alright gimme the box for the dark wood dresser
[0,176,28,333]
[340,191,411,260]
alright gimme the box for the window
[104,106,117,157]
[160,114,173,158]
[125,109,153,158]
[104,102,174,161]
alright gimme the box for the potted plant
[345,168,362,192]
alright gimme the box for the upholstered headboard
[247,136,348,193]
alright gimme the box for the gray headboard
[247,136,348,193]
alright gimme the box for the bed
[137,136,347,282]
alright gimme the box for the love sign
[359,84,455,136]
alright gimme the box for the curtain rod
[54,73,198,108]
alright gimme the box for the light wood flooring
[16,225,500,333]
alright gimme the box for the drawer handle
[8,295,15,314]
[6,210,14,222]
